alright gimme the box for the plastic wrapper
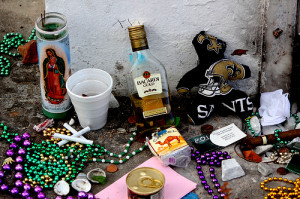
[148,127,191,167]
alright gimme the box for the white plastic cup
[66,68,113,130]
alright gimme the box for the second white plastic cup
[66,68,113,130]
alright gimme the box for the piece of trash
[201,124,213,134]
[33,119,54,132]
[231,49,247,56]
[91,176,107,185]
[17,40,38,64]
[273,28,283,38]
[128,116,136,123]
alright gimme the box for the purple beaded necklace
[191,147,231,199]
[0,126,95,199]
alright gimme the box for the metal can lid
[126,167,165,195]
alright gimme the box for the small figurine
[177,31,253,125]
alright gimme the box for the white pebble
[68,118,75,126]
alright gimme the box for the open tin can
[126,167,165,199]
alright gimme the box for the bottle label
[134,72,162,98]
[36,35,72,114]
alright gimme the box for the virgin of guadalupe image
[43,48,66,104]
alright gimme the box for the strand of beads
[0,29,36,76]
[42,127,148,165]
[260,177,300,198]
[191,147,231,199]
[0,123,97,199]
[244,112,261,137]
[88,131,148,164]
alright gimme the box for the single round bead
[15,164,23,171]
[78,191,88,198]
[34,186,43,193]
[198,170,204,175]
[6,149,14,156]
[213,195,219,199]
[195,151,200,155]
[202,160,207,165]
[209,168,215,173]
[10,187,19,195]
[212,178,218,183]
[200,154,205,159]
[0,171,4,178]
[220,193,226,197]
[210,173,216,178]
[209,161,214,166]
[1,184,8,191]
[216,162,221,167]
[215,183,221,188]
[196,165,202,170]
[201,180,207,185]
[18,148,26,155]
[9,142,18,149]
[204,184,210,190]
[22,190,30,197]
[55,196,63,199]
[14,135,22,142]
[199,175,205,180]
[23,140,31,146]
[196,160,201,164]
[23,183,31,191]
[226,155,231,159]
[16,156,24,163]
[87,193,95,199]
[15,172,23,179]
[15,179,23,187]
[22,132,30,140]
[3,164,11,170]
[208,189,213,195]
[191,153,196,158]
[217,151,222,156]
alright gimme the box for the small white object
[70,155,74,158]
[254,145,273,155]
[110,160,114,163]
[118,155,122,158]
[222,159,245,181]
[119,160,123,163]
[124,150,127,153]
[58,124,91,147]
[139,148,143,151]
[87,168,106,183]
[93,158,96,162]
[258,89,290,126]
[130,138,133,141]
[95,148,98,151]
[71,179,91,192]
[132,152,136,155]
[54,180,70,196]
[53,133,93,145]
[68,118,75,126]
[126,144,130,147]
[66,68,113,130]
[126,156,130,159]
[102,159,105,163]
[110,153,113,156]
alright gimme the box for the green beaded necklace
[0,123,148,189]
[244,113,299,151]
[0,29,36,76]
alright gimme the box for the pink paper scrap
[95,157,197,199]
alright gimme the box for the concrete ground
[0,1,299,199]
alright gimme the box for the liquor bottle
[35,12,72,119]
[127,25,175,135]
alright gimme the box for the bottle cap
[128,25,148,51]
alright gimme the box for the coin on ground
[277,167,288,175]
[107,164,118,173]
